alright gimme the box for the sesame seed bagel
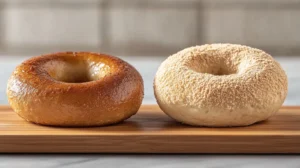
[7,52,144,127]
[154,44,288,127]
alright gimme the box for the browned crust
[7,52,144,126]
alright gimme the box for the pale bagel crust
[154,44,288,127]
[7,52,144,126]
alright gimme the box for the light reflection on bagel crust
[7,52,144,127]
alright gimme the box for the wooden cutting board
[1,105,300,153]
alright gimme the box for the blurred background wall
[0,0,300,57]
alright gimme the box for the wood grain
[1,105,300,153]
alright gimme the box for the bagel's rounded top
[10,52,142,94]
[154,44,288,112]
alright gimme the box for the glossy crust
[154,44,288,127]
[7,52,144,126]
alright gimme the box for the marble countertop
[1,56,300,167]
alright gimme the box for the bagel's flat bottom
[1,105,300,153]
[158,104,276,127]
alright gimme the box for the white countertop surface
[0,56,300,167]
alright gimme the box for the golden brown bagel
[7,52,144,126]
[154,44,288,127]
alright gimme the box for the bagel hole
[188,58,237,76]
[194,66,236,76]
[214,68,236,76]
[45,59,110,83]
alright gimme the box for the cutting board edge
[1,134,300,153]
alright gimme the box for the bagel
[7,52,144,126]
[154,44,288,127]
